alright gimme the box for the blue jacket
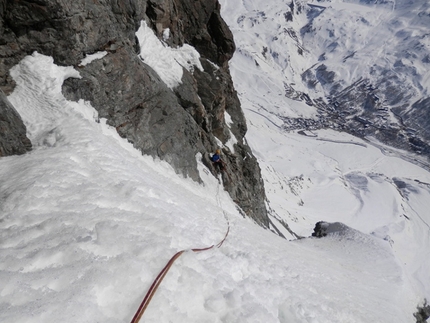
[211,154,220,162]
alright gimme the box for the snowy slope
[2,3,430,322]
[0,50,425,322]
[220,0,430,314]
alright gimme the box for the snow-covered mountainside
[0,50,428,323]
[220,0,430,159]
[219,0,430,319]
[1,0,430,322]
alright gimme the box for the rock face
[0,0,268,226]
[0,89,31,157]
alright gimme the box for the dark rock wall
[0,0,269,227]
[0,89,31,156]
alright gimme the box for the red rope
[130,219,230,323]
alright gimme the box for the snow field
[242,101,430,300]
[0,49,423,322]
[220,0,430,314]
[1,53,231,322]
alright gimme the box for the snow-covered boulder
[312,221,353,238]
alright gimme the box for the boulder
[311,221,351,238]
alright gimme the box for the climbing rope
[130,181,230,323]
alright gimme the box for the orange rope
[130,218,230,323]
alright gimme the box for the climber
[210,148,225,172]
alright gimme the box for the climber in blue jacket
[211,149,225,171]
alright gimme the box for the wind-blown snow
[136,20,203,89]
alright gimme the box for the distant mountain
[220,0,430,164]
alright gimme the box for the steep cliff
[0,0,268,226]
[0,89,31,156]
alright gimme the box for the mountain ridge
[0,0,268,226]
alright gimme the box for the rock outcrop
[311,221,351,238]
[0,0,268,227]
[414,301,430,323]
[0,89,31,157]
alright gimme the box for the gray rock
[311,221,351,238]
[399,97,430,143]
[414,300,430,323]
[315,64,335,86]
[0,89,32,157]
